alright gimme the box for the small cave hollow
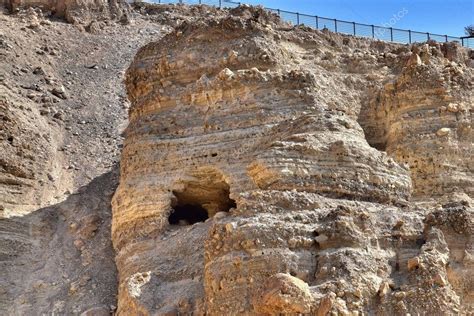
[168,169,236,226]
[168,204,209,225]
[357,100,388,152]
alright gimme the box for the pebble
[447,103,459,113]
[436,127,450,137]
[33,66,44,75]
[315,234,329,244]
[51,86,67,99]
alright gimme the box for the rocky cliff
[0,3,473,315]
[114,6,473,315]
[5,0,129,24]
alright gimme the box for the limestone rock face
[0,84,62,217]
[254,273,315,314]
[359,46,473,198]
[114,6,473,316]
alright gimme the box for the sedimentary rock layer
[359,43,473,198]
[114,6,473,315]
[0,85,62,217]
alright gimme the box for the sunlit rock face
[359,42,473,199]
[113,6,473,315]
[6,0,129,24]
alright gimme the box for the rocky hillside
[1,2,473,315]
[0,2,221,314]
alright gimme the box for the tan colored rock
[317,293,334,316]
[359,39,473,198]
[112,6,473,315]
[378,281,391,296]
[254,273,315,314]
[6,0,129,25]
[1,3,472,316]
[436,127,451,137]
[447,103,459,113]
[407,257,421,271]
[315,234,329,245]
[406,53,422,67]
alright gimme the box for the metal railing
[147,0,474,48]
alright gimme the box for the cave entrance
[168,204,209,225]
[168,168,236,226]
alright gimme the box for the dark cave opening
[168,203,209,225]
[168,168,236,226]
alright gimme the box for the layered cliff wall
[113,6,473,315]
[359,42,473,199]
[0,2,472,314]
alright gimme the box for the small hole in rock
[211,153,218,157]
[7,136,13,144]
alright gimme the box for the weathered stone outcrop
[113,6,473,315]
[1,1,471,314]
[0,85,63,217]
[0,7,169,314]
[359,42,473,198]
[5,0,129,24]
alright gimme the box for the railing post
[371,25,375,38]
[461,38,464,46]
[390,27,393,41]
[445,35,448,42]
[315,16,319,29]
[199,0,201,4]
[219,0,222,8]
[353,22,356,36]
[277,9,280,17]
[296,12,300,25]
[408,30,411,43]
[427,32,430,41]
[334,19,337,32]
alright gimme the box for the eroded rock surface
[359,41,473,199]
[6,0,129,25]
[114,6,473,315]
[0,2,472,314]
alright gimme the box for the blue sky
[231,0,473,37]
